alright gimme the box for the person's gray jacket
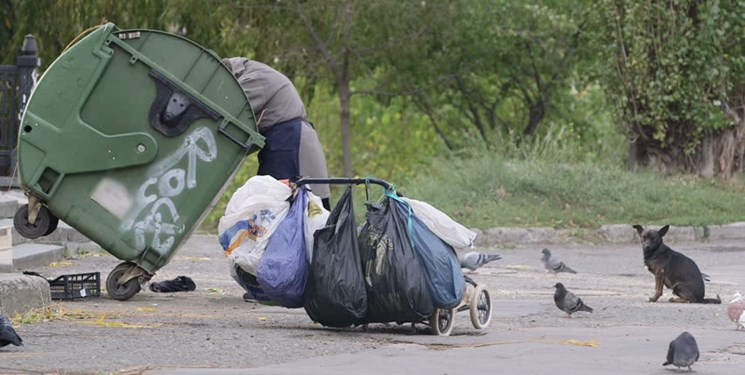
[223,57,306,133]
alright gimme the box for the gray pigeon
[0,314,22,348]
[459,251,502,272]
[553,282,593,318]
[663,332,699,371]
[541,248,577,274]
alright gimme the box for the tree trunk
[339,83,353,177]
[523,97,546,136]
[628,115,745,178]
[698,135,715,178]
[415,96,454,151]
[454,74,488,144]
[627,135,640,172]
[706,120,745,179]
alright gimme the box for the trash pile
[218,175,477,328]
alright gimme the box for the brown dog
[633,225,721,304]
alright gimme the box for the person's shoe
[243,292,257,303]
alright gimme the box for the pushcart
[295,177,492,336]
[13,23,263,300]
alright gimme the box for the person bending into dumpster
[223,57,331,210]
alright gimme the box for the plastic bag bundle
[358,194,434,324]
[304,186,367,327]
[257,186,310,308]
[304,191,330,263]
[218,176,292,276]
[402,197,477,249]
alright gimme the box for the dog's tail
[703,294,722,304]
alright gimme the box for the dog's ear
[658,225,670,237]
[632,225,644,236]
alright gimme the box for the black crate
[48,272,101,300]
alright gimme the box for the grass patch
[395,154,745,229]
[62,244,106,260]
[12,305,100,325]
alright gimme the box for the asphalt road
[1,234,744,375]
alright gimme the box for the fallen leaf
[135,307,158,312]
[48,261,73,267]
[178,256,211,261]
[562,339,598,348]
[79,315,161,329]
[257,317,267,321]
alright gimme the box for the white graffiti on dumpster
[120,127,217,254]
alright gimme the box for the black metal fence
[0,34,41,186]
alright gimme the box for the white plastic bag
[402,197,477,249]
[304,190,330,263]
[218,175,292,275]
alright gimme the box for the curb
[0,274,51,316]
[473,222,745,247]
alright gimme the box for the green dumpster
[14,23,263,300]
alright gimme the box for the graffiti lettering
[121,127,217,254]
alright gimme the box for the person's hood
[222,57,249,78]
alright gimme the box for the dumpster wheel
[14,204,58,239]
[107,262,143,301]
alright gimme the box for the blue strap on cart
[386,190,466,309]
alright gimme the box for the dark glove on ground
[149,276,197,293]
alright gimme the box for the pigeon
[541,248,577,274]
[553,282,593,318]
[0,314,23,348]
[727,292,745,330]
[459,251,502,272]
[663,331,699,371]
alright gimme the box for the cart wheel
[106,262,142,301]
[430,308,455,336]
[469,284,492,329]
[14,204,55,239]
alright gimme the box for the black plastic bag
[304,186,367,327]
[358,193,434,324]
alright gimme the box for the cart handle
[293,177,395,191]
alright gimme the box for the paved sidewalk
[143,326,745,375]
[3,234,743,374]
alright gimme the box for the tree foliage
[1,0,177,65]
[596,0,745,177]
[2,0,743,182]
[381,0,597,150]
